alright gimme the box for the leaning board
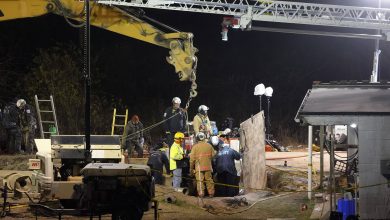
[240,111,266,191]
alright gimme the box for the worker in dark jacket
[16,99,37,154]
[3,99,22,154]
[147,141,170,185]
[214,135,241,197]
[122,115,144,160]
[163,97,186,148]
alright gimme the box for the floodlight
[254,83,266,96]
[265,87,273,97]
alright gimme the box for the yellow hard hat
[174,132,185,139]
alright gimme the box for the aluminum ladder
[111,108,128,135]
[34,95,59,138]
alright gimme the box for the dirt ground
[0,154,317,220]
[1,186,314,220]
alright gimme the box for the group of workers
[145,97,242,198]
[1,96,241,198]
[0,98,37,154]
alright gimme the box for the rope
[145,166,389,195]
[121,112,180,142]
[52,0,88,28]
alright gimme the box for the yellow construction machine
[0,0,198,83]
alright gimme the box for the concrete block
[359,176,390,220]
[375,206,390,220]
[359,199,375,219]
[358,140,378,163]
[380,117,390,131]
[359,164,381,185]
[358,117,383,131]
[380,140,390,158]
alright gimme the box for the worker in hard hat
[170,132,185,191]
[209,135,224,151]
[163,97,187,148]
[2,98,22,154]
[192,105,212,138]
[190,132,216,198]
[16,99,37,154]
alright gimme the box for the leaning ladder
[111,108,128,135]
[34,95,59,138]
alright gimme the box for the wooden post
[239,111,266,192]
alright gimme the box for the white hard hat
[172,97,181,104]
[16,99,26,108]
[196,132,206,141]
[223,128,231,136]
[211,136,219,146]
[198,105,209,112]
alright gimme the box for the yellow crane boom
[0,0,197,81]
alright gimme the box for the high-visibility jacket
[170,142,184,170]
[190,141,215,172]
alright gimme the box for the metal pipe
[266,96,271,139]
[328,127,333,211]
[84,0,91,161]
[319,126,324,189]
[330,127,336,211]
[308,125,313,200]
[371,0,382,83]
[259,95,262,112]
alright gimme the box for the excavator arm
[0,0,197,81]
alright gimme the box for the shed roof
[295,82,390,122]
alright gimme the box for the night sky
[1,0,390,143]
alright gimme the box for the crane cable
[54,0,199,139]
[52,0,89,28]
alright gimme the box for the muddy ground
[0,155,317,220]
[1,187,314,220]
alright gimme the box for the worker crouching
[214,134,241,197]
[147,141,170,185]
[190,132,215,198]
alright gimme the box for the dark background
[1,0,389,144]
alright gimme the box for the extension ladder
[111,108,128,135]
[34,95,59,138]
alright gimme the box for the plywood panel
[239,111,266,192]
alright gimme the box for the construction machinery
[31,135,153,219]
[0,0,198,219]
